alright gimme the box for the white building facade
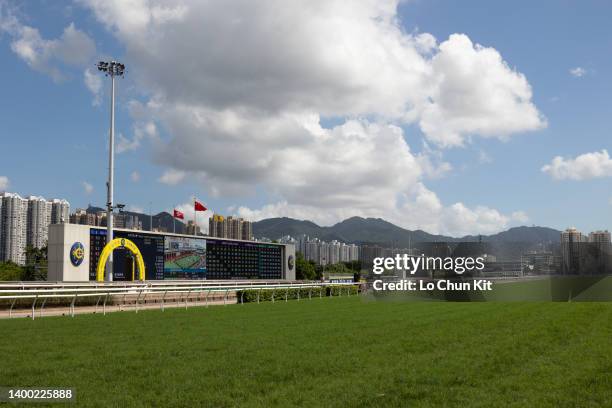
[0,192,69,265]
[296,235,359,266]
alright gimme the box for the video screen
[164,236,207,279]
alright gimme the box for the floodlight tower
[97,60,125,282]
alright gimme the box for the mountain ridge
[83,207,562,247]
[252,216,561,246]
[85,205,187,234]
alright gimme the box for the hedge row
[0,286,361,309]
[237,285,359,303]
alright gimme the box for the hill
[253,216,561,246]
[83,206,562,247]
[85,206,186,234]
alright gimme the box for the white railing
[0,280,359,319]
[0,279,301,289]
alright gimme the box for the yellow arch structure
[96,238,146,282]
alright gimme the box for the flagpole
[173,208,176,234]
[193,197,196,236]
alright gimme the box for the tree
[0,262,24,281]
[22,245,48,281]
[343,260,362,281]
[324,262,353,275]
[295,252,317,280]
[314,263,324,280]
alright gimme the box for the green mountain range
[253,216,561,246]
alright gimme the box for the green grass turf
[175,255,200,269]
[0,298,611,407]
[163,260,179,269]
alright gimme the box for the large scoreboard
[89,229,283,281]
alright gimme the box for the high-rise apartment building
[228,216,242,240]
[113,213,126,229]
[186,220,201,235]
[241,220,253,241]
[209,214,227,238]
[327,240,341,265]
[209,214,253,240]
[0,193,28,264]
[70,208,92,225]
[587,230,612,273]
[50,199,70,224]
[589,230,611,244]
[561,227,585,274]
[0,192,68,265]
[124,214,142,231]
[360,244,384,267]
[70,209,142,230]
[26,196,51,250]
[348,244,359,262]
[295,235,359,265]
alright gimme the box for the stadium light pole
[97,60,125,282]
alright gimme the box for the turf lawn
[0,297,611,407]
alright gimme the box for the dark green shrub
[237,285,358,303]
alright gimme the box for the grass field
[175,254,200,269]
[1,297,611,407]
[165,254,202,270]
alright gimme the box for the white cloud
[79,0,542,235]
[0,6,96,82]
[542,150,612,180]
[116,121,158,154]
[130,171,141,182]
[229,119,524,236]
[0,176,9,190]
[238,183,526,236]
[81,1,544,145]
[416,146,452,179]
[84,68,102,105]
[569,67,587,77]
[127,205,144,213]
[418,34,546,147]
[158,169,186,185]
[82,181,94,194]
[116,132,140,154]
[511,211,529,224]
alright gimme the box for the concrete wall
[48,223,90,281]
[284,244,296,280]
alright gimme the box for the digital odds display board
[89,228,282,281]
[205,239,282,280]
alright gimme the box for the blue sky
[0,0,611,235]
[397,0,612,231]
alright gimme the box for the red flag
[194,200,207,212]
[173,209,184,219]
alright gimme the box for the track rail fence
[0,281,360,320]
